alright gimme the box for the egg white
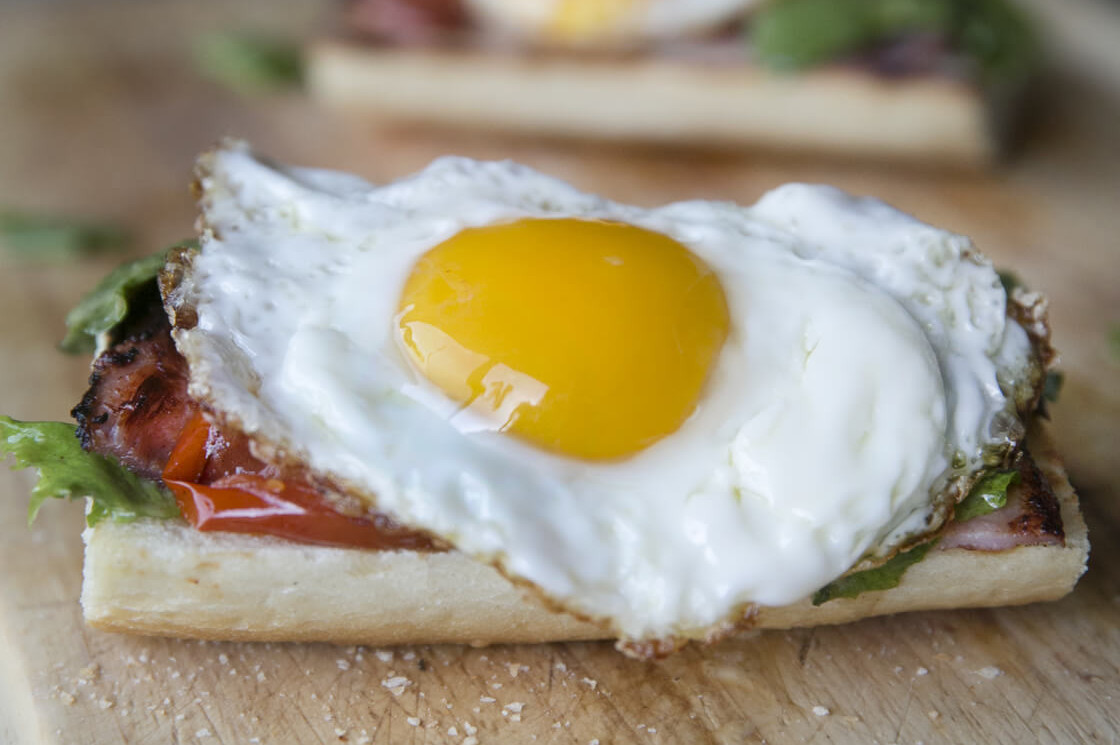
[463,0,760,44]
[172,141,1037,642]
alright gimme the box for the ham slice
[938,453,1064,551]
[72,291,192,481]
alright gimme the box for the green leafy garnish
[59,252,168,355]
[59,241,195,355]
[193,31,304,95]
[955,468,1018,522]
[956,0,1039,89]
[1042,370,1063,403]
[997,270,1021,294]
[812,540,936,605]
[751,0,1040,89]
[752,0,952,71]
[0,210,131,261]
[0,416,179,527]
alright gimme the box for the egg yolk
[396,218,730,460]
[549,0,639,39]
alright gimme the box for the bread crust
[80,423,1088,647]
[305,39,995,166]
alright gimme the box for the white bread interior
[80,423,1088,646]
[305,39,995,166]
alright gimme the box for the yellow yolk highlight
[549,0,640,39]
[396,218,730,460]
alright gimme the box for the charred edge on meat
[1011,447,1064,542]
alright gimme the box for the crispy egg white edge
[172,141,1036,641]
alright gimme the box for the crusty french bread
[80,423,1088,647]
[305,39,996,166]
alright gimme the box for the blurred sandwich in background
[306,0,1041,166]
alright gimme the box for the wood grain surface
[1,1,1118,744]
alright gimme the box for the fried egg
[462,0,760,45]
[169,141,1040,644]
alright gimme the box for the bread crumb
[448,726,458,736]
[463,738,479,745]
[916,667,929,676]
[976,667,1003,679]
[78,665,100,682]
[407,717,421,727]
[590,740,600,745]
[195,729,211,738]
[480,696,496,704]
[375,650,394,663]
[381,676,412,695]
[812,706,830,717]
[491,683,503,690]
[503,702,525,722]
[337,659,352,671]
[218,653,229,665]
[581,677,598,691]
[463,722,478,735]
[928,710,940,720]
[98,698,115,710]
[59,692,76,706]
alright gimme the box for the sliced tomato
[162,412,434,550]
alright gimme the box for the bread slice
[80,423,1088,647]
[305,39,995,166]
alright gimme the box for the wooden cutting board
[1,1,1117,743]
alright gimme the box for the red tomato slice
[162,412,434,550]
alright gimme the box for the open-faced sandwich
[1,141,1087,658]
[308,0,1041,165]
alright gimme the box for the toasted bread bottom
[80,424,1088,646]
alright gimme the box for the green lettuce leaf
[193,31,303,95]
[751,0,1040,90]
[59,241,195,355]
[955,468,1018,522]
[0,416,179,527]
[752,0,952,71]
[0,210,131,261]
[812,540,935,605]
[957,0,1039,88]
[997,270,1021,294]
[1042,370,1063,403]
